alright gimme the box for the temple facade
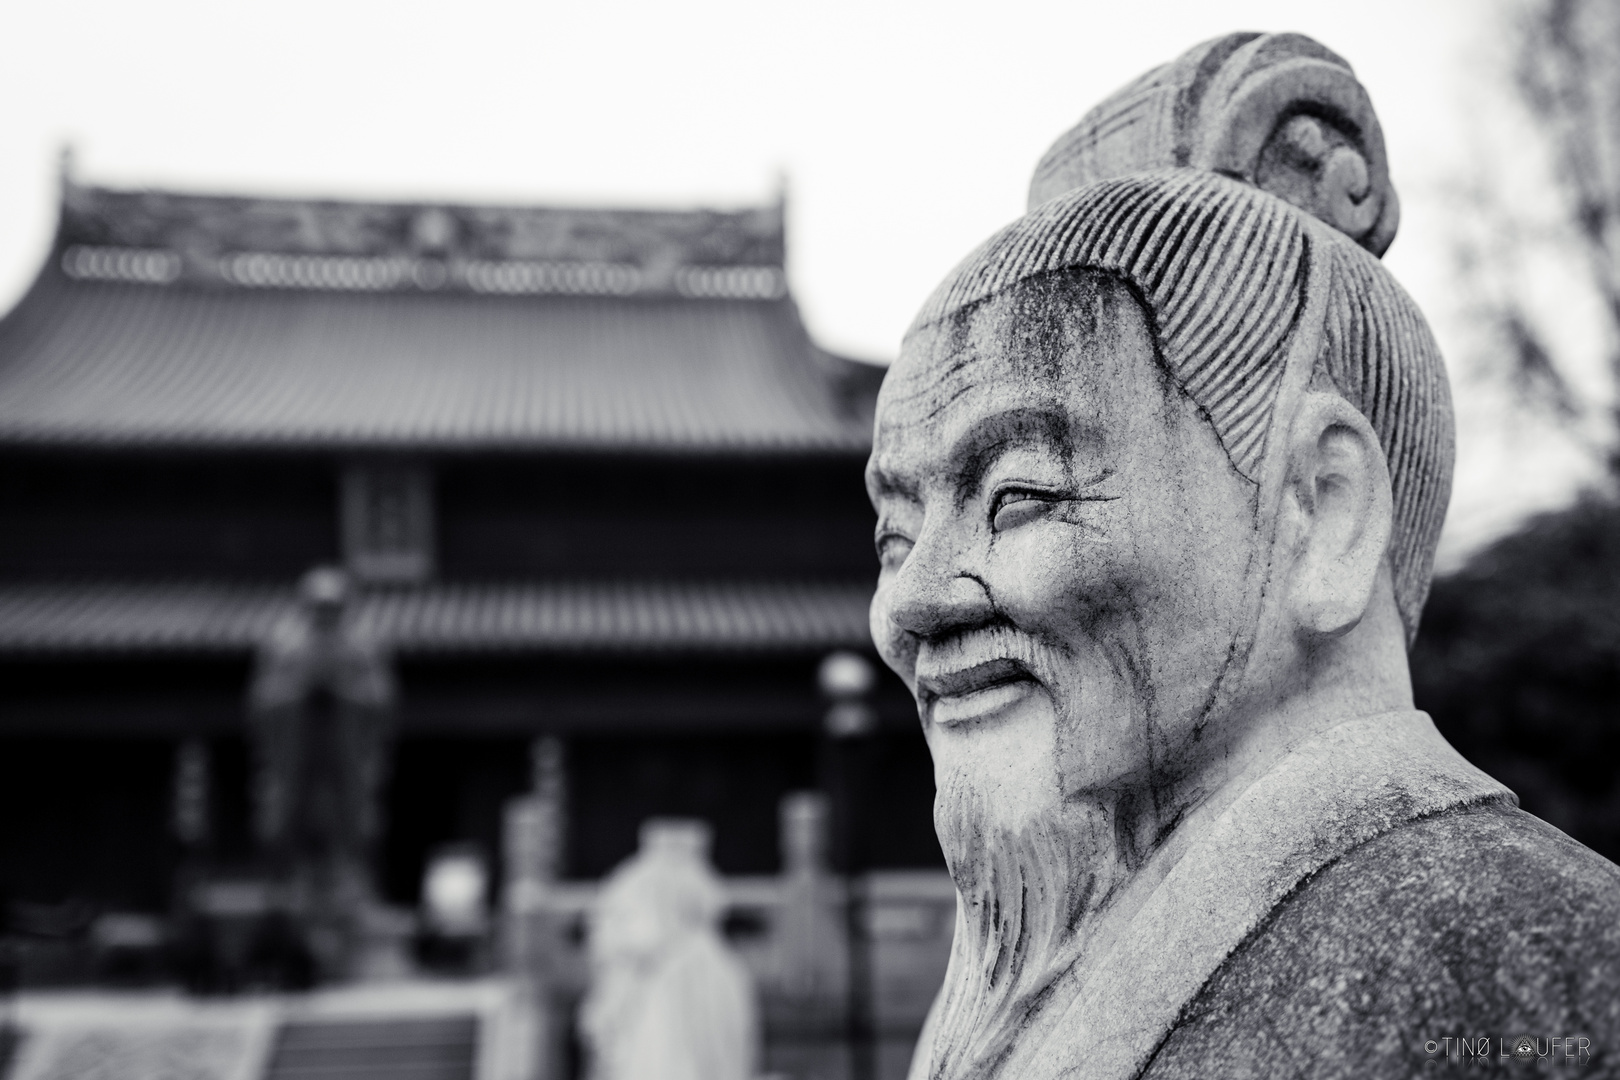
[0,175,941,953]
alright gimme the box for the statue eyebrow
[946,406,1078,495]
[865,405,1104,508]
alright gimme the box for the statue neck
[1210,567,1415,799]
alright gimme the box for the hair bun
[1029,32,1400,257]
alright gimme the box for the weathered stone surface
[871,32,1620,1080]
[1147,802,1620,1078]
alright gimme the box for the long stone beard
[922,771,1122,1080]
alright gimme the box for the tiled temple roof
[0,181,881,451]
[0,579,875,655]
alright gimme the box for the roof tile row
[0,273,876,450]
[0,580,875,655]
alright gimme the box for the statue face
[867,274,1262,837]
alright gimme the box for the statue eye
[991,489,1053,531]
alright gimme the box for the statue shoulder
[1292,802,1620,969]
[1142,803,1620,1079]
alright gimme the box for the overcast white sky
[0,0,1607,567]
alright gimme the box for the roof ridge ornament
[54,180,788,297]
[1028,31,1400,256]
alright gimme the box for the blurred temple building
[0,171,948,1078]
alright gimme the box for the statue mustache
[914,623,1067,695]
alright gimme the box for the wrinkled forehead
[873,271,1154,462]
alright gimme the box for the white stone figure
[579,819,758,1080]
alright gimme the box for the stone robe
[910,713,1620,1079]
[582,929,757,1080]
[580,822,759,1080]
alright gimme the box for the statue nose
[885,561,995,640]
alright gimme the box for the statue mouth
[917,657,1039,727]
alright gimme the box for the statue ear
[1280,391,1392,638]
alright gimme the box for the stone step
[262,1015,478,1080]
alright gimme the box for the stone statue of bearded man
[869,34,1620,1080]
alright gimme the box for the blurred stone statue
[580,819,758,1080]
[869,33,1620,1080]
[248,565,395,980]
[772,792,845,1007]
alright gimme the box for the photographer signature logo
[1424,1035,1593,1066]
